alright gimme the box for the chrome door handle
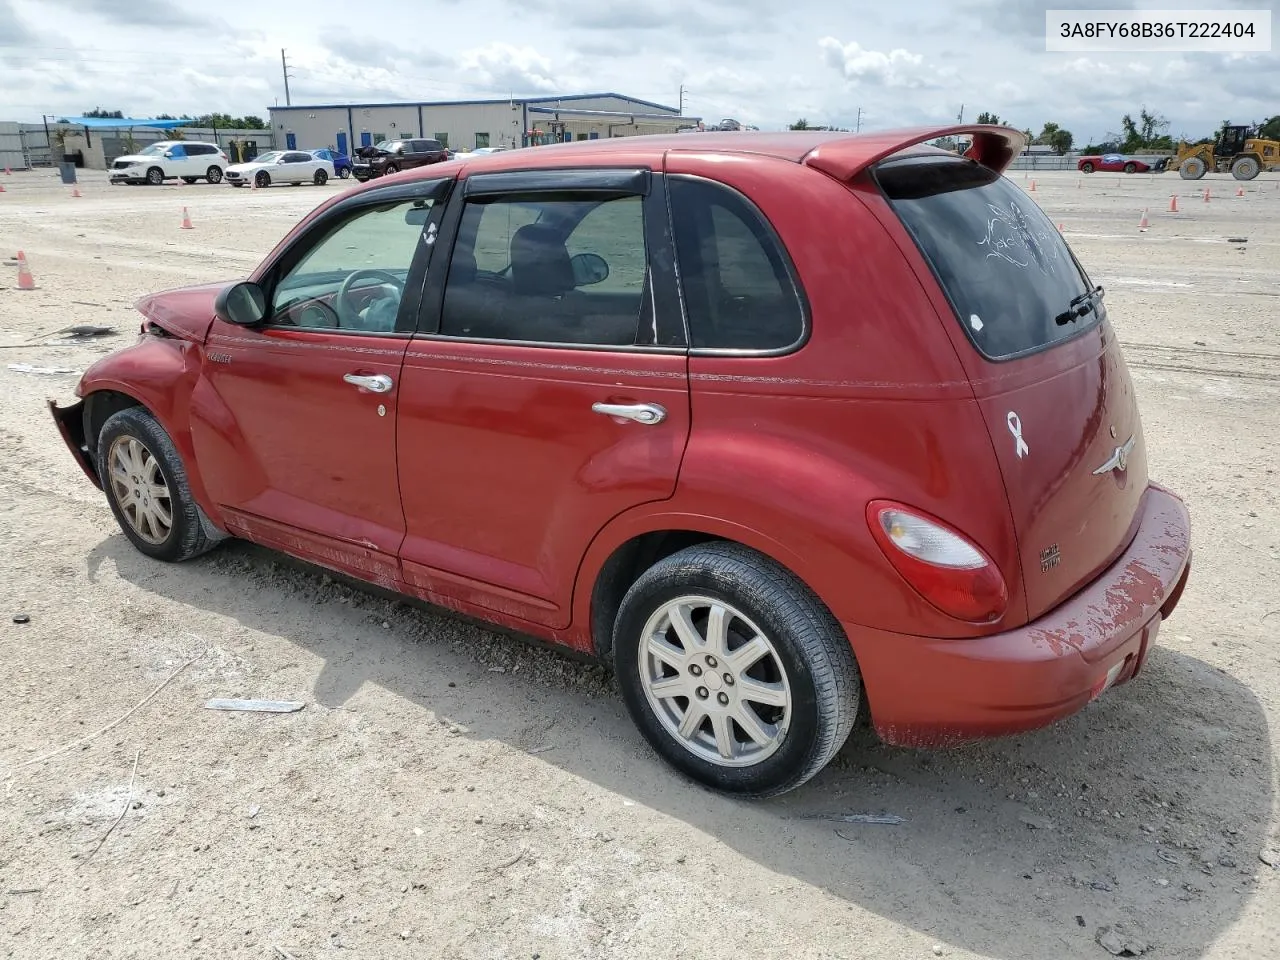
[343,373,393,393]
[591,402,666,425]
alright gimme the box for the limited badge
[1007,412,1029,459]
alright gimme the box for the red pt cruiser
[52,125,1192,797]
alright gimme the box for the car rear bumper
[851,483,1192,748]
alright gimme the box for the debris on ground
[1261,850,1279,868]
[204,698,306,713]
[799,813,907,825]
[7,363,77,375]
[12,613,30,624]
[1019,813,1056,831]
[1096,925,1150,956]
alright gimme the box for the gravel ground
[1,166,1278,960]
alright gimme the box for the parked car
[224,151,334,188]
[109,141,228,185]
[351,138,448,181]
[1077,153,1160,174]
[51,126,1191,798]
[311,148,352,179]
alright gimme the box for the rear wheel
[146,166,165,185]
[255,171,271,188]
[313,169,329,185]
[1180,156,1207,180]
[96,408,218,563]
[206,166,223,184]
[1080,161,1095,173]
[338,166,351,179]
[1232,156,1260,180]
[613,543,861,798]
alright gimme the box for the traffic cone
[71,186,81,198]
[1169,194,1178,212]
[3,167,9,175]
[16,251,35,290]
[1203,187,1211,203]
[1057,223,1064,232]
[1138,208,1150,231]
[1235,185,1244,198]
[1029,179,1036,192]
[0,183,6,193]
[180,206,193,229]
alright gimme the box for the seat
[510,224,575,298]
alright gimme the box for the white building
[268,93,701,156]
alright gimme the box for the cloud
[316,28,453,71]
[457,42,562,94]
[818,37,937,88]
[0,0,37,45]
[43,0,224,30]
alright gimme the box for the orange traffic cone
[1057,223,1064,232]
[0,183,6,193]
[16,251,35,290]
[180,206,193,229]
[1138,208,1150,230]
[1203,187,1211,202]
[1029,179,1036,192]
[1169,194,1178,212]
[71,186,81,198]
[1235,185,1244,198]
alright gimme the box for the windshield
[254,151,283,163]
[877,155,1097,360]
[373,141,399,151]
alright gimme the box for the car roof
[376,124,1025,186]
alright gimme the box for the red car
[52,125,1191,798]
[1077,153,1161,173]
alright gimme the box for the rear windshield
[876,156,1098,360]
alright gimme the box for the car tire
[613,542,861,798]
[206,166,223,184]
[96,407,218,563]
[1080,162,1094,173]
[146,166,165,185]
[255,171,270,188]
[1232,156,1260,181]
[383,164,398,176]
[339,167,351,179]
[313,169,328,185]
[1124,162,1137,174]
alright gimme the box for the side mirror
[277,157,287,164]
[570,252,609,286]
[214,281,267,326]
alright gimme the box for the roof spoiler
[803,125,1026,181]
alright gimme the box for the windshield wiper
[1055,284,1104,325]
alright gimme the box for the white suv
[109,141,229,186]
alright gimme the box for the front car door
[396,167,689,628]
[189,177,451,583]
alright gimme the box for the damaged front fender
[49,398,100,488]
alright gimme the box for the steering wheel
[336,269,406,328]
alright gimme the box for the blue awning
[59,117,189,129]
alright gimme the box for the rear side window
[422,140,443,152]
[669,177,805,351]
[877,156,1097,361]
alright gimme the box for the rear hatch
[875,154,1148,621]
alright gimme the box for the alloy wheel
[108,436,173,545]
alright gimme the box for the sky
[1,0,1276,145]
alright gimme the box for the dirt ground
[1,164,1278,960]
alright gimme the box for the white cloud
[457,42,562,94]
[818,37,934,88]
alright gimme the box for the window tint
[440,194,647,346]
[284,152,311,163]
[268,196,436,333]
[422,139,443,152]
[668,178,804,351]
[877,156,1096,360]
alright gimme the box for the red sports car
[1078,153,1162,173]
[52,125,1191,798]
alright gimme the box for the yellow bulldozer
[1172,125,1280,180]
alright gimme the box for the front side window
[256,151,283,164]
[440,193,648,346]
[268,196,437,333]
[669,177,805,351]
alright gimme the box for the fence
[0,123,276,171]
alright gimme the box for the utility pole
[679,85,687,115]
[855,107,862,133]
[281,48,293,107]
[957,103,964,124]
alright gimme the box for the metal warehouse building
[268,93,701,156]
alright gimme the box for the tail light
[866,500,1008,623]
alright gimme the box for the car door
[161,143,187,178]
[280,151,310,180]
[190,177,452,583]
[396,167,689,628]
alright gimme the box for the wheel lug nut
[717,692,729,706]
[723,673,734,686]
[706,656,718,668]
[696,686,708,700]
[689,664,702,677]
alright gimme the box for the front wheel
[1080,162,1094,173]
[1180,157,1207,179]
[96,407,218,563]
[1124,162,1137,174]
[613,543,861,798]
[255,171,270,188]
[206,166,224,184]
[146,166,165,185]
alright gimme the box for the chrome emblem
[1093,435,1136,475]
[208,352,232,364]
[1040,544,1061,572]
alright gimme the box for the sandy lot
[1,164,1278,960]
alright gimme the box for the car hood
[114,153,163,164]
[135,282,230,343]
[226,161,271,173]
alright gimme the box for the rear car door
[190,177,451,582]
[396,167,689,628]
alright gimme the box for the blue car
[310,149,352,179]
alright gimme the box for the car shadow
[89,535,1272,959]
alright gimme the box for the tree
[1036,122,1074,155]
[83,107,125,119]
[975,111,1001,125]
[789,118,811,130]
[1258,115,1280,140]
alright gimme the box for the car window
[256,151,283,164]
[440,194,648,346]
[876,155,1095,360]
[422,140,442,152]
[285,152,312,163]
[268,196,437,334]
[668,177,805,351]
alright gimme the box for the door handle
[343,373,394,393]
[591,402,667,425]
